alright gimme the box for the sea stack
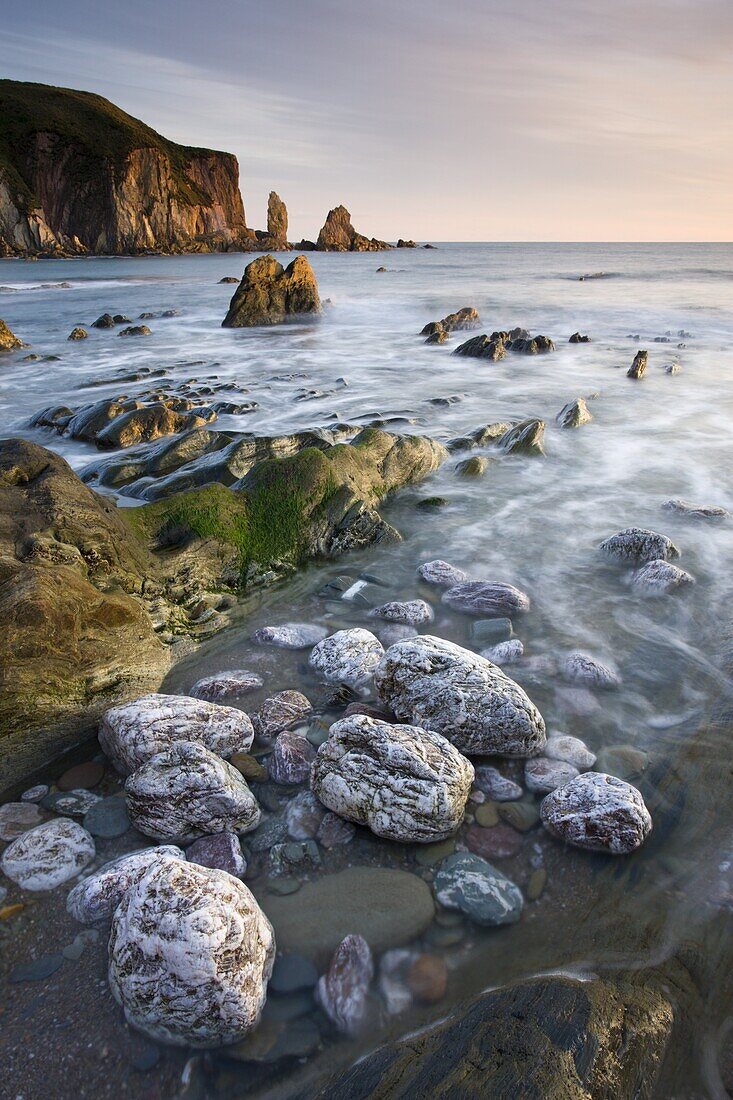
[222,254,322,327]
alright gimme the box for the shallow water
[2,243,733,1097]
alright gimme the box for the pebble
[266,876,301,896]
[526,868,548,901]
[57,761,105,791]
[62,934,88,961]
[413,837,456,867]
[554,686,601,717]
[541,772,652,854]
[465,822,523,859]
[189,671,263,700]
[43,789,101,818]
[379,949,417,1014]
[442,581,530,618]
[1,818,95,890]
[316,933,374,1036]
[470,618,513,644]
[20,785,49,803]
[316,812,355,849]
[599,527,679,565]
[0,801,43,840]
[251,623,328,649]
[595,745,649,782]
[186,832,247,879]
[433,852,523,926]
[270,840,320,876]
[474,802,500,827]
[270,953,319,994]
[132,1045,161,1072]
[10,954,65,983]
[498,797,541,832]
[249,816,289,853]
[254,691,313,741]
[268,731,315,785]
[481,639,524,665]
[545,733,596,769]
[83,795,130,838]
[417,560,469,588]
[406,954,448,1003]
[525,757,580,793]
[309,628,385,687]
[375,623,419,646]
[472,766,523,803]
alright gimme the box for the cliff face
[0,81,256,256]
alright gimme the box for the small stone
[10,954,65,982]
[595,745,649,782]
[417,560,469,588]
[474,802,500,827]
[270,840,320,875]
[62,935,87,961]
[316,812,356,849]
[481,639,524,665]
[253,691,313,741]
[433,852,523,926]
[526,868,547,901]
[541,772,652,854]
[631,560,695,596]
[285,791,325,839]
[473,766,523,802]
[525,757,580,793]
[1,819,95,890]
[562,652,620,690]
[406,954,448,1004]
[309,628,385,687]
[249,816,288,853]
[442,582,530,618]
[369,599,434,625]
[187,832,247,879]
[269,731,316,785]
[316,933,374,1036]
[43,789,101,818]
[545,734,596,770]
[189,671,263,701]
[465,823,523,859]
[21,785,49,803]
[470,618,514,645]
[57,761,105,791]
[599,527,679,565]
[83,795,130,838]
[251,623,328,649]
[270,953,319,994]
[0,801,43,840]
[498,797,541,832]
[376,622,420,646]
[230,753,268,782]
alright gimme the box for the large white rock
[375,635,546,757]
[125,741,261,842]
[99,693,254,775]
[67,846,185,923]
[1,818,95,891]
[309,628,385,687]
[311,714,474,842]
[599,527,679,564]
[540,772,652,854]
[108,857,275,1047]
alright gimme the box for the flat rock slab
[260,867,435,965]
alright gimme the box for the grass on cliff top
[0,80,228,210]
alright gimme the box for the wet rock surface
[222,254,321,327]
[417,559,469,587]
[189,670,263,700]
[316,934,374,1036]
[631,559,696,595]
[311,714,474,842]
[441,581,530,618]
[1,818,95,890]
[369,599,434,625]
[599,527,679,564]
[433,852,523,926]
[253,691,312,740]
[541,771,652,853]
[309,628,385,686]
[66,846,185,922]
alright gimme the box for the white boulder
[67,846,185,923]
[309,628,384,687]
[1,818,95,891]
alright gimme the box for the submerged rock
[599,527,679,565]
[125,741,261,842]
[1,818,95,891]
[252,623,328,649]
[544,733,596,769]
[375,635,545,756]
[311,714,474,842]
[67,326,88,341]
[524,756,579,793]
[108,858,275,1047]
[417,559,469,587]
[442,580,530,618]
[316,934,374,1036]
[369,599,434,625]
[0,801,43,840]
[561,651,621,690]
[222,254,321,327]
[472,765,523,801]
[480,638,524,665]
[268,731,316,785]
[433,852,523,926]
[309,628,385,687]
[189,671,263,701]
[663,498,729,520]
[186,832,247,879]
[630,559,695,595]
[541,772,652,853]
[66,846,185,922]
[496,419,546,456]
[99,693,254,775]
[556,397,593,428]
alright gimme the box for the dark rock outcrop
[312,974,673,1099]
[628,350,648,379]
[454,334,505,360]
[0,80,256,256]
[0,318,23,350]
[316,206,391,252]
[222,254,321,327]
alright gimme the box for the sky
[4,0,733,241]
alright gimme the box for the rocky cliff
[0,80,257,256]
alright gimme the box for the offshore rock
[1,818,95,890]
[441,580,530,618]
[316,205,391,252]
[124,741,261,842]
[454,334,506,360]
[496,418,546,456]
[507,335,555,354]
[66,846,185,922]
[222,254,321,327]
[627,350,648,379]
[631,559,695,596]
[541,771,652,853]
[108,858,275,1047]
[266,191,288,243]
[311,714,474,842]
[599,527,679,564]
[0,318,23,350]
[421,307,480,337]
[557,396,593,428]
[99,692,254,775]
[375,635,545,757]
[309,628,385,687]
[662,498,728,520]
